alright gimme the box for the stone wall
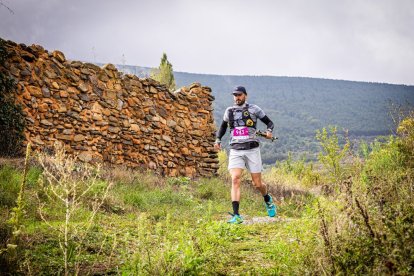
[1,40,219,177]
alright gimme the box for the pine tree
[151,52,176,91]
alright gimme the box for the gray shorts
[228,146,263,173]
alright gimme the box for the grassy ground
[2,47,413,273]
[0,162,322,275]
[3,117,413,275]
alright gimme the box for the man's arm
[215,120,228,150]
[259,115,274,132]
[259,115,274,139]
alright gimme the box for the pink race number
[233,127,249,140]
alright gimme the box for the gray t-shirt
[223,103,266,145]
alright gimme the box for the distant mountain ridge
[110,64,414,163]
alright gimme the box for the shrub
[0,38,26,156]
[318,114,414,274]
[36,142,113,275]
[316,126,350,186]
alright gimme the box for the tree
[151,52,176,91]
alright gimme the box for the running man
[214,86,277,224]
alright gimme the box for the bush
[0,165,20,207]
[316,126,350,185]
[0,38,26,156]
[318,114,414,274]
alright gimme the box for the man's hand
[214,143,222,150]
[266,131,273,140]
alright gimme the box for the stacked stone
[1,40,219,177]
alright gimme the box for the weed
[316,114,414,274]
[36,142,113,275]
[316,126,350,186]
[167,176,191,186]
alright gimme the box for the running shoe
[265,195,277,217]
[227,213,243,224]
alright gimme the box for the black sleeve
[259,115,274,132]
[216,120,228,141]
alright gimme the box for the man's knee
[252,180,263,189]
[251,174,265,189]
[232,174,241,183]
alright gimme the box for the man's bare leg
[251,172,267,195]
[230,168,243,201]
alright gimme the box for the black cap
[232,86,247,95]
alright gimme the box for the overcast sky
[1,0,413,85]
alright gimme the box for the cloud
[1,0,413,84]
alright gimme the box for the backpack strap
[228,107,235,129]
[228,104,253,130]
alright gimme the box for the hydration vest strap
[228,104,250,130]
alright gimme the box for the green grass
[0,163,322,275]
[3,115,414,274]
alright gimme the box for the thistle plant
[36,142,113,275]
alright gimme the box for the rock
[80,68,90,75]
[78,82,89,92]
[130,124,140,132]
[108,126,120,133]
[108,116,117,122]
[79,93,89,101]
[117,99,123,110]
[167,120,177,127]
[42,87,50,97]
[175,125,184,133]
[28,86,42,98]
[103,63,116,71]
[149,86,158,94]
[21,52,35,62]
[67,72,80,82]
[122,120,130,128]
[38,103,49,113]
[52,50,66,62]
[40,119,53,126]
[148,161,157,169]
[52,82,60,89]
[56,134,71,141]
[45,70,57,79]
[63,129,73,135]
[59,90,68,98]
[78,152,92,162]
[162,135,172,143]
[74,134,84,142]
[10,66,20,76]
[91,102,103,113]
[92,113,103,121]
[58,105,67,113]
[21,69,31,76]
[190,130,203,137]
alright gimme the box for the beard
[235,98,245,106]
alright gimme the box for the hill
[116,65,414,163]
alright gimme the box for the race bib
[233,127,249,140]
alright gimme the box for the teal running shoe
[227,213,243,224]
[265,195,277,217]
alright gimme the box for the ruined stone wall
[1,40,219,177]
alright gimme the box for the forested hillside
[118,65,414,163]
